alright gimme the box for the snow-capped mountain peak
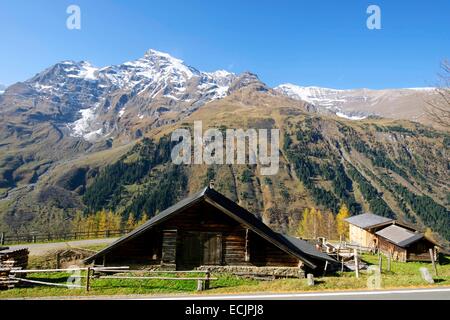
[9,49,252,141]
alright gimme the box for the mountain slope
[79,89,449,242]
[0,50,448,246]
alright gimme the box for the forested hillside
[1,87,448,246]
[79,107,450,243]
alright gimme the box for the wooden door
[177,232,222,269]
[202,233,222,265]
[161,230,177,266]
[178,232,202,270]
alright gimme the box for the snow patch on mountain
[57,61,99,81]
[336,112,367,120]
[405,87,436,92]
[77,62,99,81]
[275,83,346,105]
[67,101,105,141]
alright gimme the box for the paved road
[7,238,118,256]
[141,287,450,300]
[14,287,450,300]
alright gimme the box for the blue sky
[0,0,449,89]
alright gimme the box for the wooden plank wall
[99,231,162,266]
[406,239,435,262]
[249,231,299,267]
[161,230,177,266]
[377,237,407,262]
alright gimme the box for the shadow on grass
[438,254,450,265]
[27,276,69,284]
[91,281,196,292]
[433,278,446,283]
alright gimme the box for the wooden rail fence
[0,229,132,245]
[4,267,216,291]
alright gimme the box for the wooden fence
[0,229,132,245]
[5,266,216,291]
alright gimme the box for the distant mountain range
[275,84,437,124]
[0,49,448,246]
[0,49,440,144]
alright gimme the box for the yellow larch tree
[336,203,350,240]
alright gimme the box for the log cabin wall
[249,232,299,267]
[377,237,407,262]
[376,236,436,262]
[98,200,301,269]
[406,239,435,262]
[349,225,377,247]
[96,230,162,266]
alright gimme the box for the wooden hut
[375,225,438,262]
[85,186,336,275]
[345,213,394,248]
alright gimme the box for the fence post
[323,261,328,276]
[0,232,4,245]
[354,249,359,278]
[32,235,37,243]
[378,254,382,274]
[429,248,438,276]
[204,270,210,290]
[387,252,391,272]
[86,267,91,292]
[56,252,61,269]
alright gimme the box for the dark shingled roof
[345,213,394,230]
[280,235,337,264]
[85,187,337,268]
[375,225,424,247]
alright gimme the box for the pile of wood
[56,247,97,268]
[0,268,20,290]
[0,248,29,290]
[0,248,29,270]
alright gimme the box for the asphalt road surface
[14,287,450,300]
[145,287,450,300]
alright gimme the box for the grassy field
[1,253,449,299]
